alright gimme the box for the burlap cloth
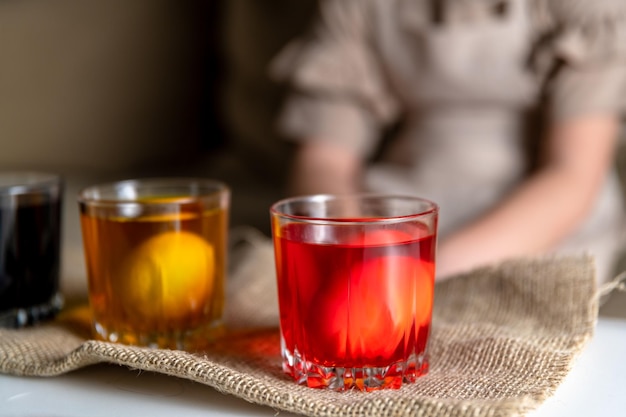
[0,231,602,417]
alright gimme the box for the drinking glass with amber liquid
[270,194,438,391]
[78,178,229,350]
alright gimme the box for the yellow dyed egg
[120,231,215,321]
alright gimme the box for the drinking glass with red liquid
[270,194,438,391]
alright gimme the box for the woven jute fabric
[0,239,598,417]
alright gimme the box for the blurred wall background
[0,0,318,235]
[0,0,218,176]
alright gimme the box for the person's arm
[436,113,621,280]
[287,140,364,196]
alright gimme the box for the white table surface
[1,314,624,417]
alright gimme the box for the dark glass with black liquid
[0,172,63,327]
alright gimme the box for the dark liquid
[0,198,62,324]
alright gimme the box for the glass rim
[77,177,229,206]
[270,193,439,225]
[0,171,62,195]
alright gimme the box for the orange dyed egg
[119,231,214,321]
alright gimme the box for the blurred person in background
[271,0,626,283]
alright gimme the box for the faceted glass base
[0,293,64,328]
[282,338,429,391]
[93,319,225,351]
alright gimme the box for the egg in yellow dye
[120,230,215,321]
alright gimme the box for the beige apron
[366,0,537,235]
[362,0,624,282]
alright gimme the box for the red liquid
[274,221,435,387]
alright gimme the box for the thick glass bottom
[0,293,64,328]
[282,337,429,391]
[92,319,224,351]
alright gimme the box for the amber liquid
[80,199,227,348]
